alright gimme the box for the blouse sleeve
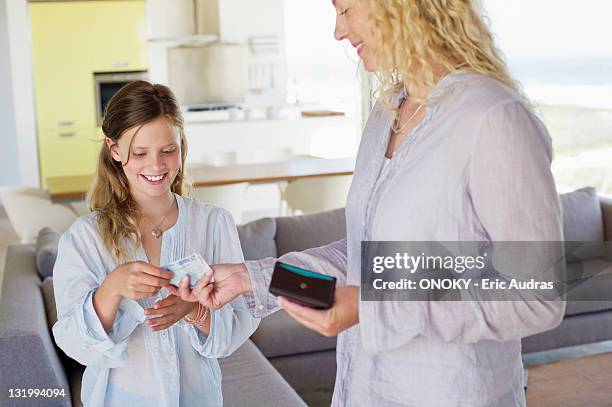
[359,100,566,353]
[52,220,145,367]
[184,208,261,358]
[243,238,348,318]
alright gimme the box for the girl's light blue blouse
[52,195,260,407]
[244,73,566,406]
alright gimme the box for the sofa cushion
[36,226,60,279]
[238,217,277,260]
[219,339,306,406]
[40,276,57,330]
[560,187,605,261]
[269,350,336,398]
[522,308,612,353]
[69,365,85,407]
[275,208,346,256]
[39,275,83,374]
[251,310,337,358]
[564,259,612,316]
[62,341,308,407]
[0,244,71,405]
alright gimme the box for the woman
[52,81,259,406]
[173,0,564,405]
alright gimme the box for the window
[283,0,364,157]
[483,0,612,195]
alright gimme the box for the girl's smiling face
[106,116,181,200]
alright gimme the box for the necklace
[392,96,425,135]
[144,196,176,239]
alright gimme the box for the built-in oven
[93,71,147,126]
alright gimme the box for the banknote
[162,253,212,289]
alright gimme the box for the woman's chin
[361,56,381,73]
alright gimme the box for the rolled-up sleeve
[52,224,145,367]
[360,100,566,353]
[244,238,348,318]
[184,208,260,357]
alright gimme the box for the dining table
[46,156,356,202]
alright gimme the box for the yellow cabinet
[38,127,103,183]
[30,1,146,182]
[86,2,148,72]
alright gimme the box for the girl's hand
[278,285,360,337]
[144,294,196,331]
[166,263,251,309]
[107,261,173,300]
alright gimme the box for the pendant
[151,227,162,239]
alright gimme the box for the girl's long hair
[87,81,190,262]
[367,0,520,108]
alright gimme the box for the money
[162,253,212,289]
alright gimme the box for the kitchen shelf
[146,34,218,47]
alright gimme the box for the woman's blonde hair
[88,81,190,262]
[367,0,519,108]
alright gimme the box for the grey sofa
[1,188,612,407]
[0,208,345,407]
[522,189,612,352]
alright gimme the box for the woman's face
[333,0,379,71]
[106,116,181,201]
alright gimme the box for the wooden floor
[526,352,612,406]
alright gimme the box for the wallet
[269,261,336,309]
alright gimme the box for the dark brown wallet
[269,261,336,309]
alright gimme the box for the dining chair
[237,148,296,215]
[192,182,249,225]
[0,188,79,243]
[199,151,238,166]
[237,147,294,164]
[283,175,353,215]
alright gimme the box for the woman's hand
[106,261,173,300]
[166,263,252,309]
[144,294,196,332]
[279,285,360,337]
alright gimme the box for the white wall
[0,0,19,185]
[0,0,39,188]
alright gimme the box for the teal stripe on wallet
[279,262,336,281]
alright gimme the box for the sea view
[509,58,612,195]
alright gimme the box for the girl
[52,80,259,406]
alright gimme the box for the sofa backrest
[26,191,612,278]
[601,195,612,245]
[599,195,612,263]
[236,208,347,261]
[0,244,71,406]
[274,208,347,256]
[237,217,278,261]
[560,187,608,262]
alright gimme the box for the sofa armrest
[601,195,612,261]
[0,245,71,406]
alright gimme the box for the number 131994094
[7,388,67,398]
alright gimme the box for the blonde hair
[367,0,520,108]
[87,81,191,262]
